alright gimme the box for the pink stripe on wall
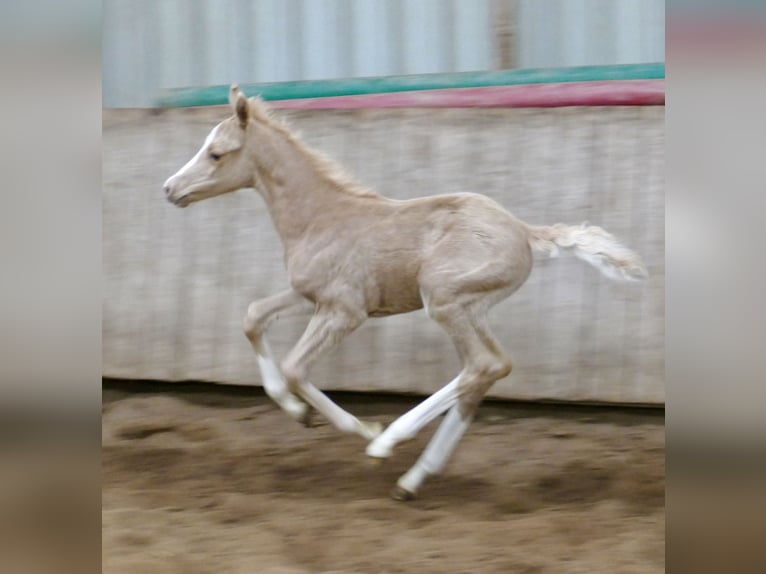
[269,80,664,110]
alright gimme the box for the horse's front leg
[243,289,314,422]
[280,304,383,441]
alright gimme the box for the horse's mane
[248,97,379,199]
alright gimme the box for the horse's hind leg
[391,403,474,500]
[365,373,463,459]
[368,292,512,499]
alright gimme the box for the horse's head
[164,85,256,207]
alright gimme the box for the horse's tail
[526,222,648,282]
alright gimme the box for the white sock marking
[397,406,473,494]
[366,374,462,458]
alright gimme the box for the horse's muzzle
[163,182,190,207]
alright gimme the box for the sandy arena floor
[102,382,664,573]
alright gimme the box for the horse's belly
[366,278,423,317]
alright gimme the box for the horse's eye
[210,152,221,161]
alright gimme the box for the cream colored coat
[164,86,646,500]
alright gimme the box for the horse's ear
[229,84,242,103]
[229,84,249,127]
[229,84,242,107]
[235,94,249,128]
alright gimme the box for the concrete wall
[103,105,664,404]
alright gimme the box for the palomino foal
[163,86,647,500]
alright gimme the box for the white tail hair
[526,223,648,281]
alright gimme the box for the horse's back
[298,191,533,316]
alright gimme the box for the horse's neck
[253,125,377,251]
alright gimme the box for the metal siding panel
[136,0,153,106]
[519,0,665,70]
[253,0,290,82]
[548,0,565,68]
[157,0,190,90]
[203,0,233,86]
[386,0,405,76]
[584,0,616,67]
[352,0,396,77]
[103,1,666,111]
[452,0,491,72]
[561,0,588,67]
[101,0,121,106]
[103,0,143,106]
[303,0,343,80]
[336,0,355,78]
[401,0,422,74]
[643,0,666,63]
[615,0,644,64]
[252,0,272,82]
[188,0,210,87]
[518,0,547,68]
[232,0,255,85]
[142,1,162,105]
[402,0,451,74]
[438,0,456,73]
[285,0,305,81]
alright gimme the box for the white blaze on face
[169,122,222,181]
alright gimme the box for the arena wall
[103,104,664,404]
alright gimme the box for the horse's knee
[486,356,513,381]
[243,302,264,341]
[424,297,458,324]
[468,355,513,383]
[280,359,305,393]
[458,355,512,412]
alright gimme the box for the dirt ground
[102,382,664,574]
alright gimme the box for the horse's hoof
[365,437,393,459]
[299,406,319,428]
[390,485,416,501]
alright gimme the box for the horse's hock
[103,105,664,405]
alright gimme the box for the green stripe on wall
[157,63,665,108]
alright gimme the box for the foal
[163,86,647,500]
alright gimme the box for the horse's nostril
[163,185,171,196]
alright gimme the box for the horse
[163,85,647,500]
